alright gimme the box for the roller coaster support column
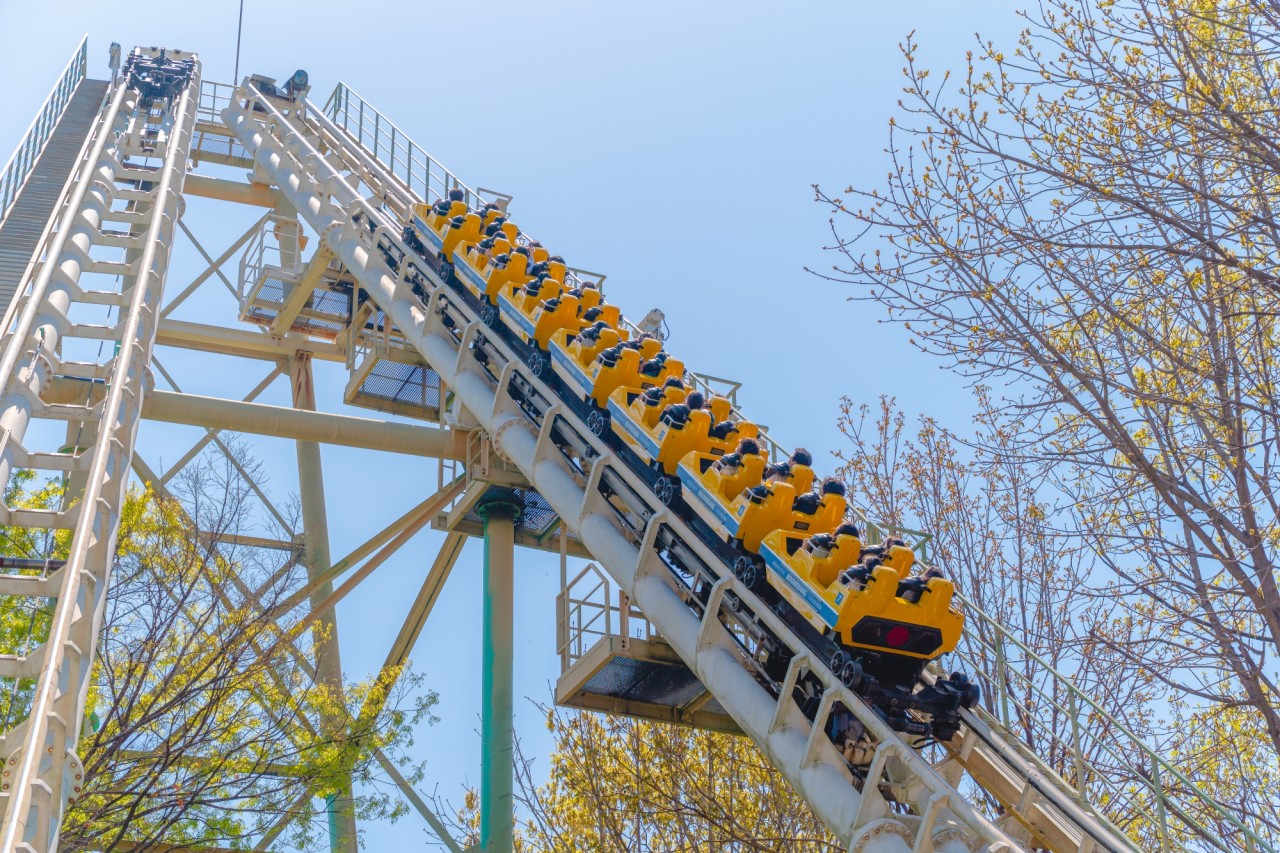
[477,489,522,853]
[290,352,358,853]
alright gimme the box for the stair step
[0,79,109,318]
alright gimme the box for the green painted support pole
[477,490,521,853]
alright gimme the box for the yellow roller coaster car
[758,529,963,660]
[441,212,482,259]
[549,324,626,401]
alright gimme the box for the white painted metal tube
[0,82,130,493]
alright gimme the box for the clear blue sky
[1,2,1021,848]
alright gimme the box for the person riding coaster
[391,197,979,745]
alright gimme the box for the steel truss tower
[0,40,1268,853]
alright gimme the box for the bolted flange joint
[851,818,914,852]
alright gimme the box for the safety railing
[316,86,807,466]
[238,212,297,305]
[324,83,491,217]
[0,36,88,227]
[942,592,1275,853]
[320,86,609,292]
[556,561,656,672]
[197,79,237,124]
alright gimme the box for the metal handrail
[318,84,807,463]
[196,79,238,124]
[951,591,1274,852]
[0,36,89,227]
[556,562,658,672]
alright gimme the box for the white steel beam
[155,318,348,362]
[183,173,283,208]
[142,389,467,458]
[288,352,358,852]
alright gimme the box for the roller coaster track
[0,47,198,849]
[218,82,1179,853]
[0,44,1268,850]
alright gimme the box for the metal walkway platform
[557,562,740,734]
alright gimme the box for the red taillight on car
[850,617,943,655]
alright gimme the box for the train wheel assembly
[527,349,549,379]
[586,409,610,437]
[951,671,981,709]
[732,555,765,593]
[838,658,863,690]
[653,472,682,508]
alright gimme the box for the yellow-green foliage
[450,709,839,852]
[0,471,435,850]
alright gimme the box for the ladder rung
[112,187,155,203]
[117,165,162,182]
[23,451,87,473]
[56,360,113,380]
[0,573,56,598]
[65,323,119,342]
[101,209,148,225]
[76,290,126,307]
[37,401,99,421]
[2,505,80,530]
[0,648,45,680]
[86,259,135,277]
[95,233,141,251]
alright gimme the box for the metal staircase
[0,38,108,316]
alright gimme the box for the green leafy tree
[0,449,435,851]
[441,707,840,852]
